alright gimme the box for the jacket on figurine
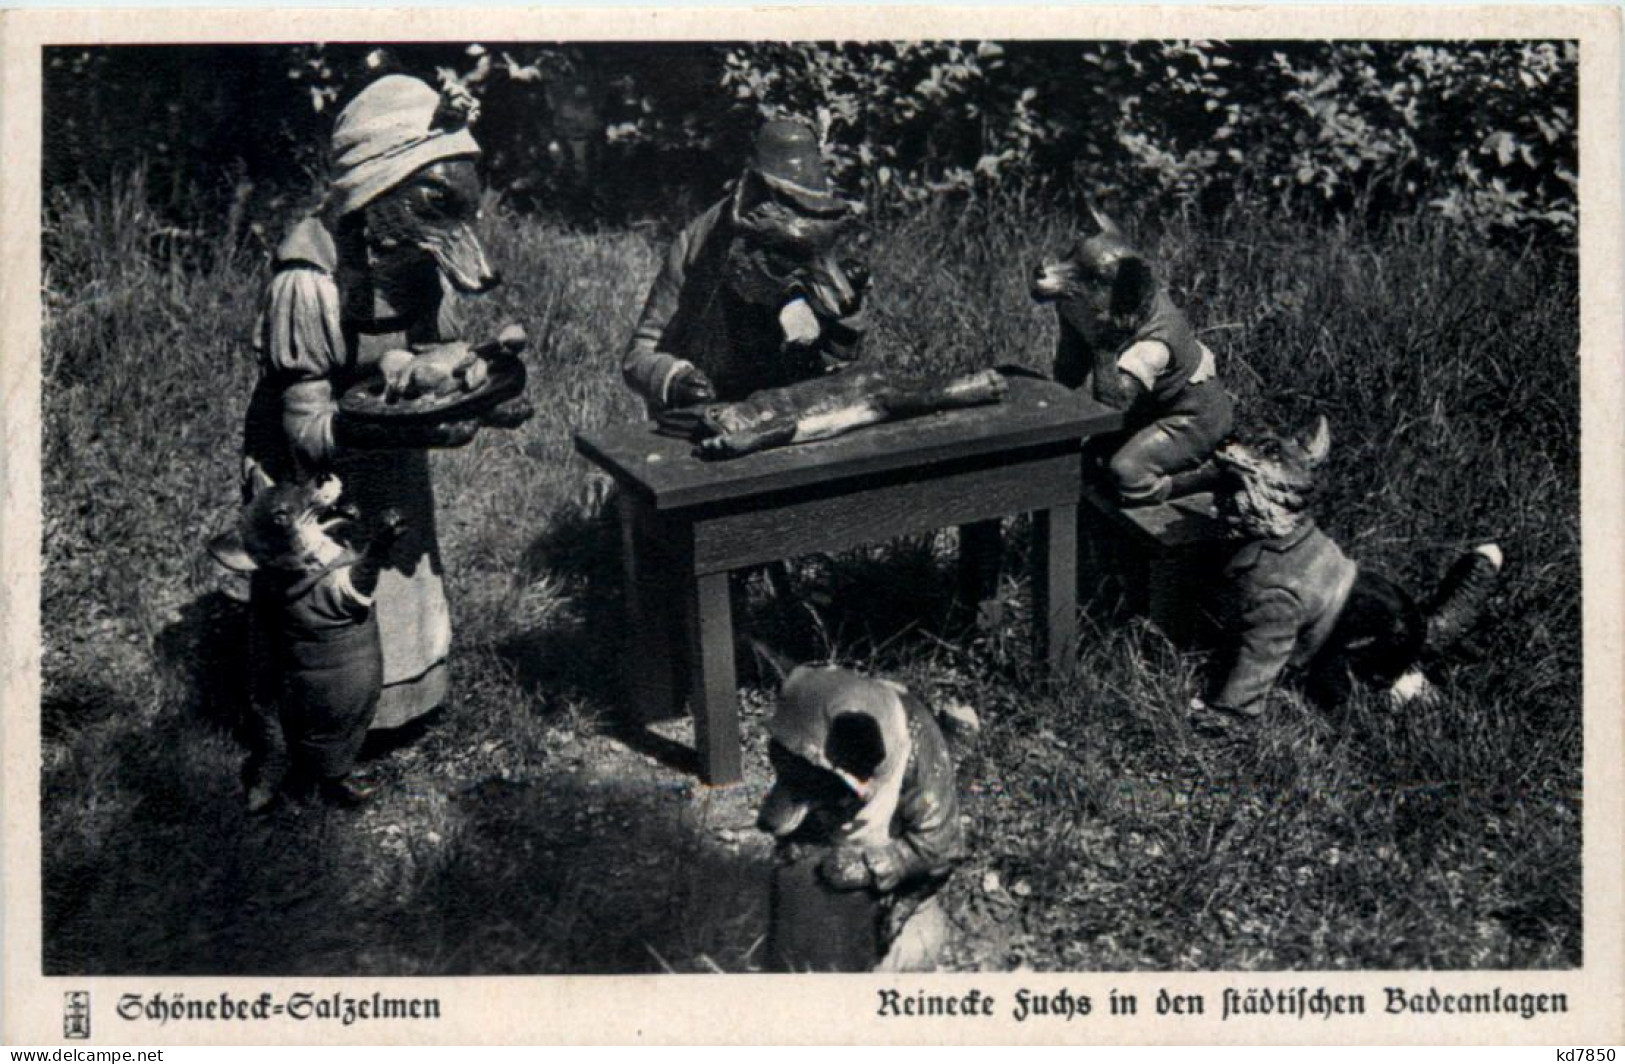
[757,664,965,971]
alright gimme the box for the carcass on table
[658,366,1010,459]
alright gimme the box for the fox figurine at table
[1031,204,1233,507]
[1192,415,1503,733]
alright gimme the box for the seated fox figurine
[756,663,966,972]
[209,470,403,811]
[1193,415,1503,732]
[1031,204,1233,506]
[658,365,1008,459]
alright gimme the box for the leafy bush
[722,40,1578,235]
[720,42,1054,203]
[45,40,1575,238]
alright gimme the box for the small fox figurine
[1031,204,1234,506]
[209,470,404,811]
[756,662,967,972]
[1194,415,1503,732]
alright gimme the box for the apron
[242,216,453,728]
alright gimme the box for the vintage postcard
[1,4,1620,1046]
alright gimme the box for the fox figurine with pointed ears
[209,470,405,811]
[1192,415,1503,732]
[1030,204,1234,506]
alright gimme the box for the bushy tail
[746,636,798,688]
[1423,544,1503,654]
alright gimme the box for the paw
[481,395,534,430]
[697,434,738,459]
[431,421,480,449]
[577,472,616,517]
[1387,670,1436,707]
[669,367,717,407]
[818,846,873,891]
[374,508,408,546]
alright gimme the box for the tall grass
[40,176,1579,973]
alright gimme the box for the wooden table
[574,373,1121,784]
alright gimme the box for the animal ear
[748,637,797,688]
[1110,256,1157,323]
[1087,200,1126,240]
[245,465,275,500]
[732,168,770,216]
[206,529,259,574]
[1299,415,1332,467]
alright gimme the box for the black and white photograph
[3,4,1621,1046]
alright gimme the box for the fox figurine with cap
[623,119,871,413]
[238,73,530,732]
[756,662,966,972]
[1031,205,1234,506]
[1192,415,1504,733]
[209,471,404,811]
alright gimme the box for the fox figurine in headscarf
[239,74,531,738]
[1192,415,1504,733]
[756,663,966,972]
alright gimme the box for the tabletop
[574,371,1123,511]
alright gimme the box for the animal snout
[425,221,502,295]
[1030,262,1063,300]
[310,473,344,505]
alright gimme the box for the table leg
[1032,504,1079,678]
[957,519,1003,618]
[685,568,743,785]
[618,493,682,723]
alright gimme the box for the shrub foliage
[45,40,1576,236]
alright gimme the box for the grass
[39,173,1580,974]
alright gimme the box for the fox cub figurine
[209,470,403,811]
[756,663,967,972]
[1193,415,1503,732]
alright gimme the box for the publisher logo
[64,990,91,1039]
